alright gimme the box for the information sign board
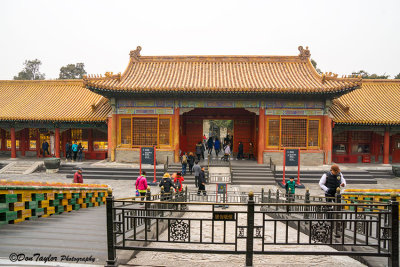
[285,149,299,166]
[141,147,154,165]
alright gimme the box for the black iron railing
[106,190,399,267]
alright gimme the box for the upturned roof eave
[86,85,359,99]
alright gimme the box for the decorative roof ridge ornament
[130,46,142,61]
[104,72,121,81]
[298,46,311,60]
[322,72,339,84]
[332,99,350,113]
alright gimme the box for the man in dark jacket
[197,167,207,196]
[195,142,202,161]
[65,142,72,161]
[237,141,244,160]
[42,140,50,157]
[319,164,346,202]
[159,173,176,200]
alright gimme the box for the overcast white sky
[1,0,399,80]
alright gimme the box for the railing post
[146,187,151,232]
[261,188,264,203]
[276,189,280,211]
[304,188,310,219]
[246,191,255,267]
[389,192,399,267]
[106,188,117,267]
[268,189,271,204]
[185,185,188,202]
[335,187,342,237]
[286,191,291,212]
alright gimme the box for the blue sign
[217,183,227,194]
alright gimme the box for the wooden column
[20,129,26,157]
[0,129,5,151]
[174,107,180,163]
[323,116,333,164]
[62,130,67,158]
[107,114,116,161]
[257,108,265,164]
[55,128,60,158]
[88,129,93,152]
[36,129,40,157]
[10,127,16,158]
[383,127,390,164]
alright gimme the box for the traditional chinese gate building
[83,46,361,165]
[330,79,400,164]
[0,80,110,159]
[1,47,399,165]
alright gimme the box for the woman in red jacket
[173,172,184,192]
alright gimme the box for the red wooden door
[393,136,400,163]
[233,119,252,154]
[185,119,203,154]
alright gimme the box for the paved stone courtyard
[0,160,399,266]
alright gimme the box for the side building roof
[330,79,400,125]
[0,80,110,123]
[83,46,361,98]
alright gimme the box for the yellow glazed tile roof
[84,46,361,94]
[0,80,110,122]
[330,79,400,125]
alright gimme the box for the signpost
[216,183,228,209]
[139,147,157,184]
[280,149,304,188]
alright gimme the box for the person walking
[173,172,184,192]
[65,142,72,161]
[248,142,254,159]
[42,140,50,157]
[195,142,202,161]
[77,142,84,162]
[201,142,205,160]
[192,161,201,187]
[71,141,78,162]
[181,152,188,175]
[73,168,83,183]
[214,138,221,157]
[188,152,195,175]
[223,142,231,161]
[135,171,148,205]
[207,137,214,155]
[319,164,346,203]
[237,141,244,160]
[159,173,176,200]
[285,176,296,202]
[197,167,207,196]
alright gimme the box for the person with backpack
[135,171,148,205]
[173,172,184,192]
[159,173,176,200]
[71,141,78,162]
[181,152,188,175]
[77,142,84,162]
[188,152,195,175]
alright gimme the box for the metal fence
[105,190,399,267]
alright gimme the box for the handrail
[164,156,169,172]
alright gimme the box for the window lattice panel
[132,118,157,146]
[281,119,307,147]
